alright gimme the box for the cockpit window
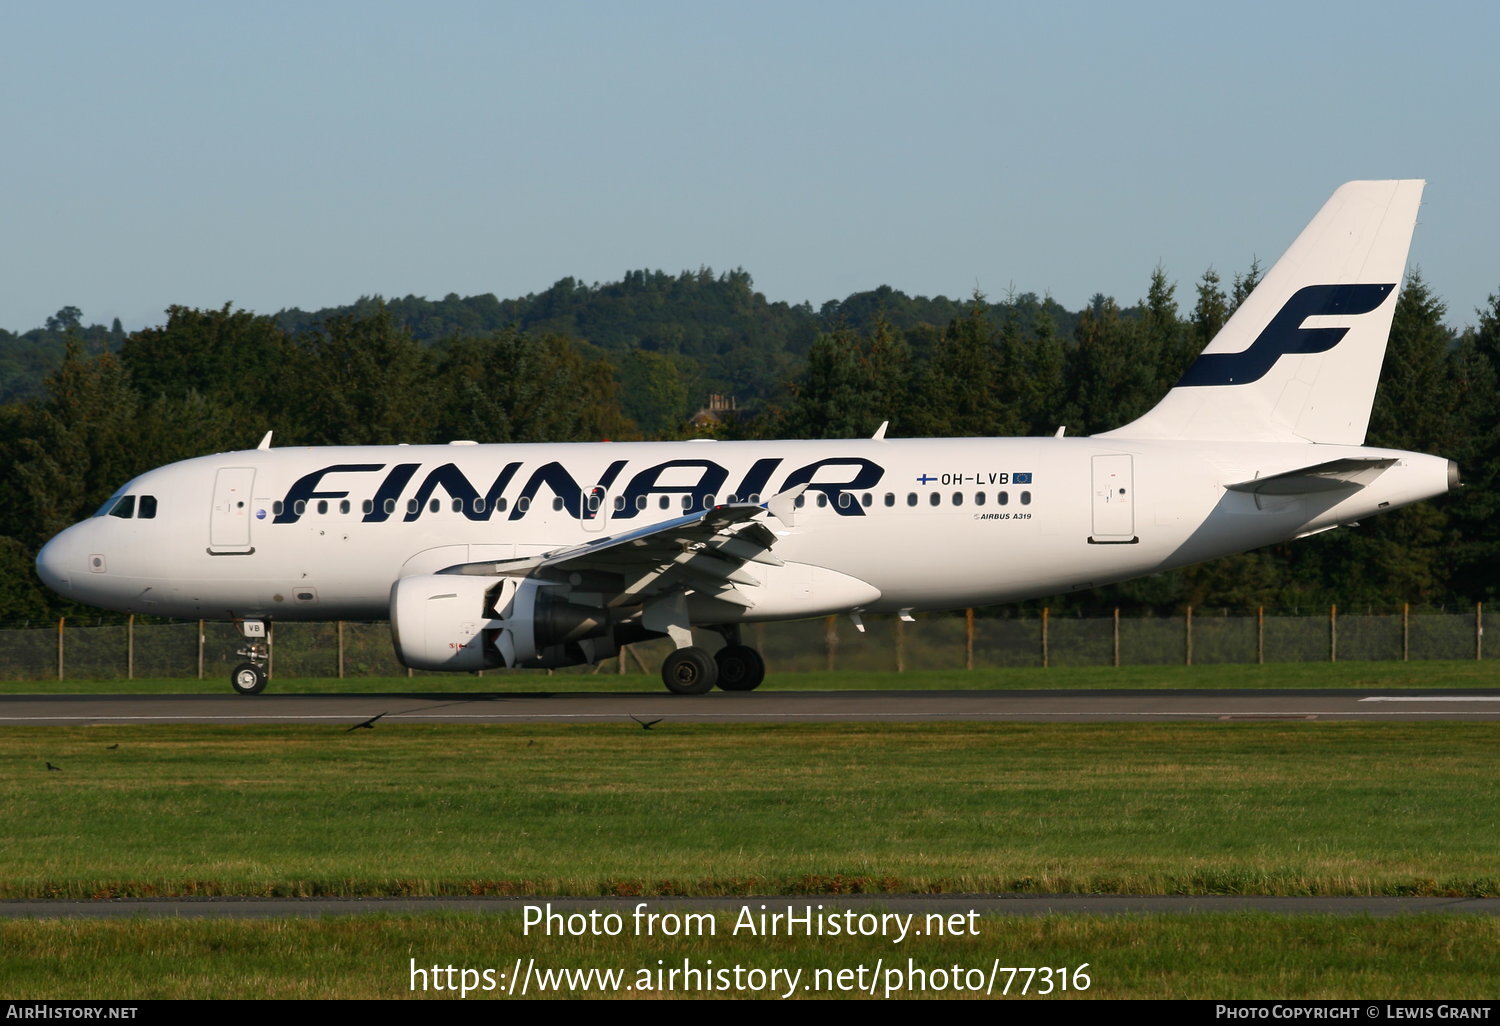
[108,495,136,519]
[138,495,157,519]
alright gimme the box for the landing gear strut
[230,620,269,695]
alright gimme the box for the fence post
[824,615,838,672]
[1185,606,1193,666]
[1113,608,1121,668]
[895,617,905,673]
[197,620,205,680]
[337,620,346,679]
[965,608,974,671]
[1257,607,1264,665]
[127,614,134,681]
[57,617,64,681]
[1330,604,1338,663]
[1403,603,1410,661]
[1041,608,1049,668]
[1478,602,1484,661]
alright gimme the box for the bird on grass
[46,762,61,771]
[106,744,119,750]
[629,715,663,730]
[345,712,388,732]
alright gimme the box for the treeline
[1,265,1495,623]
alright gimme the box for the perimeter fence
[0,604,1491,681]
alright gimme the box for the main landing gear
[230,620,269,695]
[658,627,767,695]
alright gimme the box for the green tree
[619,348,691,438]
[283,306,437,445]
[10,343,142,547]
[433,330,635,444]
[780,328,876,439]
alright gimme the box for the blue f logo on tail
[1177,283,1395,387]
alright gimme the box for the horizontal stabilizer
[1226,457,1397,496]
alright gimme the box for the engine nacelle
[390,574,616,671]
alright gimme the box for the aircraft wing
[1225,457,1398,496]
[440,493,799,611]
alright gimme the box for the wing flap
[435,493,792,610]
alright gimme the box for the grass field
[4,658,1498,694]
[3,721,1497,899]
[4,912,1497,999]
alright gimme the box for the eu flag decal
[1013,472,1033,484]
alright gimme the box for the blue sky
[3,0,1496,333]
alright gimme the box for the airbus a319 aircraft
[35,180,1456,695]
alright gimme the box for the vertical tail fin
[1101,180,1424,444]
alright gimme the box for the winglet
[872,421,889,440]
[257,430,274,450]
[765,483,808,527]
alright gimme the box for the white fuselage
[35,435,1455,624]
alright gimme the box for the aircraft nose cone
[36,532,76,597]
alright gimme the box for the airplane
[34,180,1456,696]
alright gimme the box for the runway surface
[3,894,1497,919]
[4,688,1500,724]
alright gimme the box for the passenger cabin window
[1021,490,1032,505]
[341,499,351,515]
[884,493,895,507]
[316,500,328,515]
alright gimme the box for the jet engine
[389,574,621,671]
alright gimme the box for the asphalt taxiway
[3,688,1500,725]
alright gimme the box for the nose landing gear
[230,620,269,695]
